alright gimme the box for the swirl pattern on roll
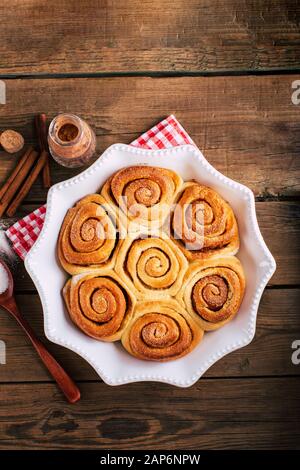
[115,233,188,298]
[122,300,204,361]
[178,257,245,330]
[63,271,135,341]
[101,166,182,229]
[171,183,239,260]
[58,194,119,274]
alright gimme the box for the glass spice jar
[48,113,96,168]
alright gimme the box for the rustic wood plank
[0,76,299,199]
[256,202,300,286]
[0,378,299,449]
[0,289,299,382]
[1,201,298,288]
[0,0,300,74]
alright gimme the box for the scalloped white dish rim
[25,143,276,387]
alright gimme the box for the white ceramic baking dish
[25,144,276,387]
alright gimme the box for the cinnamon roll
[58,194,122,274]
[58,164,247,361]
[177,257,245,330]
[122,300,204,361]
[170,182,239,260]
[115,231,188,298]
[63,270,135,341]
[101,165,182,230]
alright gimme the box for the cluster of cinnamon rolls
[58,165,245,362]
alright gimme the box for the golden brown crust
[115,231,188,299]
[63,269,135,342]
[176,256,245,331]
[170,182,239,260]
[121,299,204,361]
[58,194,122,274]
[101,165,183,231]
[59,166,246,360]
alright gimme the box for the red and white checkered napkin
[6,114,194,260]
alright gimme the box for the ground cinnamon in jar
[58,123,79,142]
[48,114,96,168]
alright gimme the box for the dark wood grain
[0,289,299,382]
[0,378,299,449]
[0,0,300,74]
[0,76,299,199]
[2,202,298,289]
[0,3,299,449]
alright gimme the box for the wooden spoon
[0,259,80,403]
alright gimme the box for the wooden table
[0,0,299,450]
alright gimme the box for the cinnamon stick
[0,148,38,217]
[42,153,51,188]
[0,146,33,200]
[35,114,51,188]
[6,151,47,216]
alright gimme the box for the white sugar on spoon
[0,262,9,294]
